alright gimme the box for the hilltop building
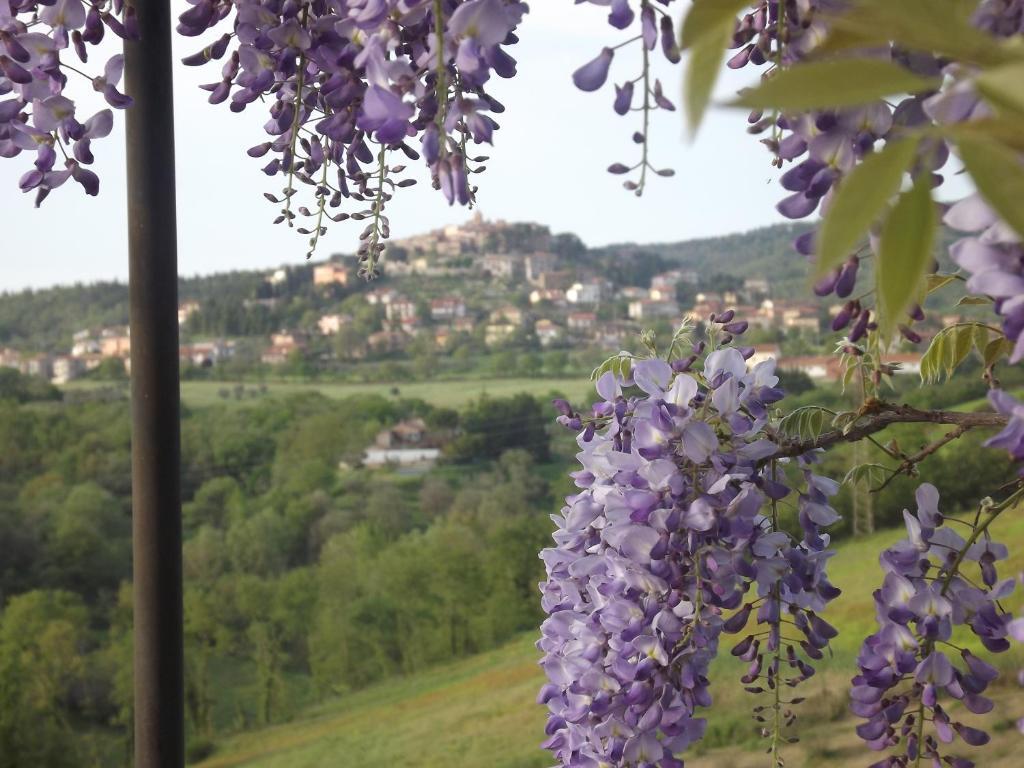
[534,319,563,347]
[567,312,597,333]
[629,299,680,321]
[177,301,200,325]
[313,262,350,287]
[390,211,551,261]
[566,279,607,305]
[430,297,467,321]
[318,313,353,335]
[385,296,418,323]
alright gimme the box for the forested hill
[595,223,812,295]
[0,270,279,353]
[0,222,810,352]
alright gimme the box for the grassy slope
[196,516,1024,768]
[63,377,594,410]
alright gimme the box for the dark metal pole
[124,1,184,766]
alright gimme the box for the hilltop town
[1,214,954,386]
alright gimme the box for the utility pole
[124,1,184,765]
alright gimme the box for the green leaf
[919,323,988,383]
[685,15,734,136]
[957,295,993,306]
[679,0,751,50]
[840,356,858,394]
[843,462,891,488]
[777,405,833,441]
[820,0,1022,68]
[951,324,975,372]
[984,336,1014,367]
[919,332,945,384]
[959,136,1024,240]
[591,352,635,382]
[926,273,961,294]
[876,175,936,339]
[971,325,990,359]
[976,61,1024,118]
[944,118,1024,154]
[732,59,939,112]
[816,138,919,277]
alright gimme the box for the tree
[0,370,60,404]
[225,509,292,575]
[0,590,88,768]
[446,394,550,464]
[48,483,129,601]
[183,476,246,532]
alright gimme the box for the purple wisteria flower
[0,0,136,203]
[982,388,1024,477]
[725,0,1024,343]
[572,0,682,194]
[539,317,841,766]
[852,484,1015,766]
[946,194,1024,363]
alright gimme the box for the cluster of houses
[216,215,839,366]
[1,304,237,384]
[1,326,135,384]
[290,257,826,361]
[4,215,941,385]
[387,211,551,266]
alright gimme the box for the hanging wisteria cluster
[571,0,681,194]
[725,0,945,350]
[548,2,1024,764]
[177,0,527,275]
[852,484,1019,767]
[728,0,1024,352]
[0,0,136,203]
[538,317,844,766]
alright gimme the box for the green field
[63,377,595,410]
[195,517,1024,768]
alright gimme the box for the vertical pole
[123,1,184,766]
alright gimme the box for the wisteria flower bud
[835,257,860,298]
[572,47,614,92]
[899,325,922,344]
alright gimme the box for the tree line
[0,373,555,765]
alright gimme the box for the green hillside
[195,517,1024,768]
[62,376,595,411]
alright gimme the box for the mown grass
[195,515,1024,768]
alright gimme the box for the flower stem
[284,5,310,227]
[941,483,1024,595]
[769,463,784,767]
[433,0,448,130]
[637,1,652,196]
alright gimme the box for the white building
[534,319,563,347]
[363,448,441,470]
[567,280,604,305]
[430,297,467,321]
[628,299,679,321]
[318,313,352,335]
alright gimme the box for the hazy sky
[1,3,790,292]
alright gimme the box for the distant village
[1,212,939,386]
